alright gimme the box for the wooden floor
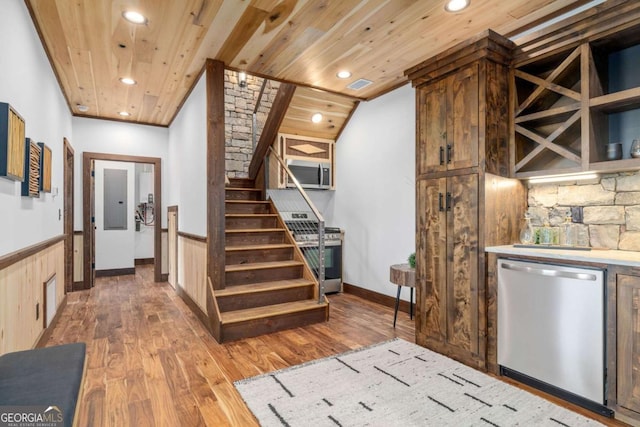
[45,266,414,426]
[45,266,624,426]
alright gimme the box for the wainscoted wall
[527,170,640,250]
[0,240,65,355]
[178,235,207,312]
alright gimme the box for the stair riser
[225,216,278,229]
[225,203,270,214]
[226,247,293,265]
[225,231,285,246]
[217,286,315,312]
[228,178,256,188]
[221,306,329,342]
[225,190,261,201]
[226,265,303,286]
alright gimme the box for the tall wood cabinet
[418,64,479,173]
[406,30,526,369]
[607,265,640,423]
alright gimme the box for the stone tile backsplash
[527,170,640,251]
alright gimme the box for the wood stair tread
[220,299,327,324]
[226,243,294,252]
[225,228,284,233]
[226,187,261,191]
[226,260,303,272]
[215,278,315,297]
[225,200,270,204]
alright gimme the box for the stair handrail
[252,79,269,150]
[265,146,326,304]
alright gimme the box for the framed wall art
[0,102,26,181]
[38,142,51,192]
[21,138,40,198]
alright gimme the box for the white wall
[0,1,72,256]
[332,84,416,301]
[168,74,207,236]
[71,117,169,231]
[94,160,135,270]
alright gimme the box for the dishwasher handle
[500,262,598,281]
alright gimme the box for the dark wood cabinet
[417,175,480,364]
[608,266,640,423]
[407,30,525,369]
[417,65,479,174]
[617,272,640,413]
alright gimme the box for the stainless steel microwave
[286,159,331,189]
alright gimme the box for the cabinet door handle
[439,146,445,165]
[438,193,444,212]
[446,192,452,211]
[447,144,452,164]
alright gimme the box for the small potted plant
[408,252,416,269]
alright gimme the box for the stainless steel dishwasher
[497,258,612,417]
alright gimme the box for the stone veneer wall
[224,70,280,178]
[527,170,640,251]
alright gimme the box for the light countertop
[486,245,640,268]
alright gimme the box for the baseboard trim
[343,282,412,314]
[72,281,84,291]
[134,258,154,266]
[160,273,169,282]
[175,284,209,329]
[95,267,135,277]
[35,295,68,348]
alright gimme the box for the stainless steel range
[281,211,342,293]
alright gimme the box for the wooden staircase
[213,177,329,342]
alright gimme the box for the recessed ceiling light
[122,10,147,24]
[119,77,136,85]
[337,70,352,79]
[444,0,470,12]
[311,113,323,123]
[119,111,131,117]
[76,104,89,112]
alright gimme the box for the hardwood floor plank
[141,351,182,427]
[105,378,129,427]
[128,399,156,427]
[87,337,109,369]
[173,393,207,427]
[79,368,106,427]
[210,382,259,426]
[124,369,149,404]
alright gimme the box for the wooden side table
[390,263,415,328]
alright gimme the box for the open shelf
[512,25,640,176]
[512,46,583,176]
[590,87,640,113]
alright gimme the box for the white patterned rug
[234,338,605,427]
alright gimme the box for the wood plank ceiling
[26,0,592,131]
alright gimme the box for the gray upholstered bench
[0,343,86,427]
